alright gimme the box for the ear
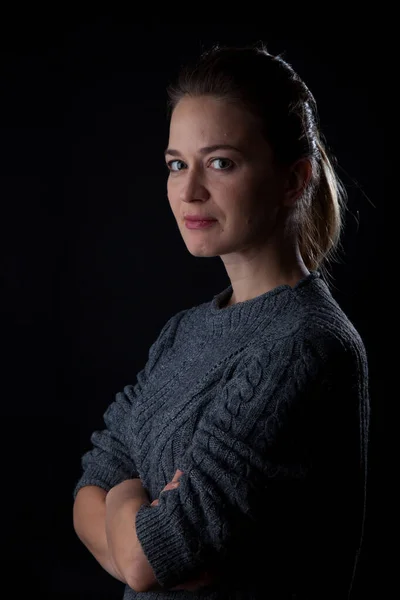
[282,158,313,207]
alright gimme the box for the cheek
[226,175,265,211]
[167,180,180,217]
[167,176,180,196]
[166,177,175,201]
[246,173,282,211]
[228,175,281,229]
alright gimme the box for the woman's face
[165,95,287,259]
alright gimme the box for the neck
[221,236,309,307]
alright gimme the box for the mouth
[184,218,217,230]
[184,216,217,222]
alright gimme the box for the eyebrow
[164,144,243,158]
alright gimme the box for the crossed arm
[73,470,214,593]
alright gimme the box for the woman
[73,43,370,599]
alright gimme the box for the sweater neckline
[204,271,320,338]
[211,270,320,312]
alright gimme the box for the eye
[167,159,186,172]
[210,158,233,170]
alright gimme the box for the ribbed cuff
[72,465,135,499]
[134,501,201,589]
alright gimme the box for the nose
[178,169,210,203]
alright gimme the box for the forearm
[76,476,216,593]
[73,485,127,583]
[105,481,152,589]
[105,475,217,593]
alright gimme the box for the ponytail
[297,140,347,275]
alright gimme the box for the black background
[2,18,383,599]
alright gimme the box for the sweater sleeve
[72,313,178,499]
[134,328,361,590]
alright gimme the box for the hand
[150,470,219,592]
[150,469,184,507]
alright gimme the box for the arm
[71,388,140,581]
[73,313,179,500]
[133,335,330,592]
[73,485,127,583]
[105,472,218,592]
[72,312,188,586]
[73,479,180,588]
[105,479,152,590]
[73,388,141,500]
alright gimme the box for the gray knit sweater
[73,271,370,599]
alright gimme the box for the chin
[186,246,220,258]
[185,239,238,258]
[181,229,237,258]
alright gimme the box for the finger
[163,482,179,492]
[171,469,184,483]
[152,481,179,507]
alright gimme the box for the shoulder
[258,275,368,374]
[150,306,194,352]
[292,276,368,374]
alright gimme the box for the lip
[184,216,216,222]
[184,218,217,230]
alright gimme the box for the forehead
[169,95,260,145]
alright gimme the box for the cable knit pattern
[73,271,370,599]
